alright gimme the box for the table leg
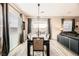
[47,41,50,56]
[27,41,30,56]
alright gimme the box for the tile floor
[8,40,77,56]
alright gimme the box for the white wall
[75,17,79,33]
[50,17,62,40]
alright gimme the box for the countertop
[60,32,79,40]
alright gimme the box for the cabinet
[63,36,69,48]
[70,39,79,54]
[57,35,69,48]
[57,35,79,54]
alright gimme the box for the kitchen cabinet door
[70,39,79,54]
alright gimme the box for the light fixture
[37,3,40,37]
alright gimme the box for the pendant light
[37,3,40,37]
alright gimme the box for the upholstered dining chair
[33,37,44,56]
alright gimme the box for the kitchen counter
[60,32,79,40]
[57,32,79,55]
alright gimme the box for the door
[8,4,23,51]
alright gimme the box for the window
[31,18,48,34]
[8,5,22,51]
[0,4,3,55]
[63,20,73,32]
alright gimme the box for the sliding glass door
[8,4,23,51]
[0,4,3,55]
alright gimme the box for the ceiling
[16,3,79,17]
